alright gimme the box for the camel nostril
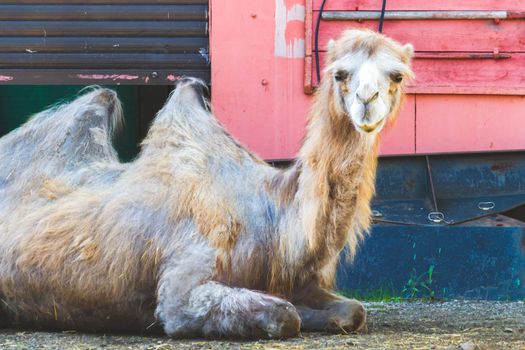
[357,91,379,105]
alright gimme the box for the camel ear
[402,43,414,62]
[327,39,336,51]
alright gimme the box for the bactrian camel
[0,29,414,339]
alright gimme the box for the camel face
[327,30,414,135]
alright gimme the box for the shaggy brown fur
[0,30,413,339]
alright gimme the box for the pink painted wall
[416,95,525,154]
[210,0,310,160]
[380,95,415,155]
[211,0,525,160]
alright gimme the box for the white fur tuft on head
[403,43,414,56]
[402,43,415,61]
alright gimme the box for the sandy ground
[0,301,523,350]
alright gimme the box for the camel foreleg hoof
[255,300,301,339]
[326,300,367,334]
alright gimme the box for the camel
[0,29,414,339]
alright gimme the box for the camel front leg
[293,286,366,333]
[156,280,301,339]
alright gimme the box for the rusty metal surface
[466,214,525,228]
[0,69,210,85]
[304,0,314,94]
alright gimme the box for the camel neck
[293,103,379,271]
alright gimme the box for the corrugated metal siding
[0,0,209,85]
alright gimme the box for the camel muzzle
[358,118,384,133]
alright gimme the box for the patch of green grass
[338,265,441,302]
[338,287,404,302]
[402,265,436,301]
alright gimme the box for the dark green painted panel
[0,85,140,161]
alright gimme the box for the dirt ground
[0,301,523,350]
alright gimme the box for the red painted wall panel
[315,18,525,54]
[409,55,525,95]
[210,0,309,160]
[380,95,415,155]
[416,95,525,154]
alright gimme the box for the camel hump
[142,77,224,148]
[153,77,211,125]
[141,77,264,165]
[54,87,123,166]
[174,77,210,105]
[0,87,123,187]
[78,87,123,135]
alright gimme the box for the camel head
[325,29,414,135]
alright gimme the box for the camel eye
[334,70,349,82]
[391,73,403,83]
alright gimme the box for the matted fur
[0,30,413,339]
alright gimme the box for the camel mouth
[357,118,384,133]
